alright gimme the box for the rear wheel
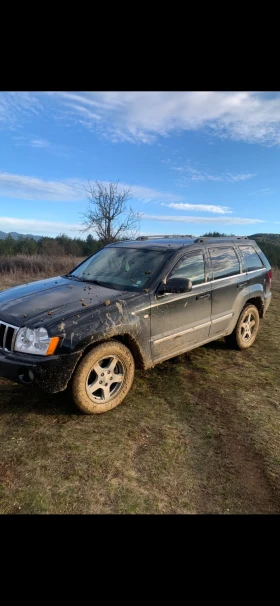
[225,304,260,350]
[71,341,135,414]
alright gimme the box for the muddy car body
[0,236,272,413]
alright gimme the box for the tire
[225,304,260,350]
[71,341,135,414]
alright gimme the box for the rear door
[150,249,212,361]
[207,245,246,337]
[238,242,269,300]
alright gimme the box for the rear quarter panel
[225,267,267,335]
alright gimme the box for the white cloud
[127,184,182,203]
[4,91,280,147]
[62,103,102,123]
[0,92,42,126]
[162,203,232,214]
[141,214,265,225]
[0,216,81,237]
[53,91,280,146]
[0,172,85,201]
[174,166,255,183]
[248,188,273,196]
[226,172,254,182]
[30,138,50,148]
[0,172,183,203]
[12,135,72,159]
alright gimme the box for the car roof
[106,236,253,251]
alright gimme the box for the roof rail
[136,235,194,240]
[194,236,248,243]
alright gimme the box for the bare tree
[81,181,141,245]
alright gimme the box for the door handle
[237,282,248,289]
[196,292,211,300]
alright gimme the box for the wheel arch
[226,295,264,338]
[81,333,146,369]
[244,295,264,318]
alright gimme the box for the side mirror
[157,277,192,295]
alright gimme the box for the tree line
[0,233,101,258]
[1,231,280,267]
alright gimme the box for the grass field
[0,255,83,289]
[0,268,279,514]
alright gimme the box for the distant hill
[248,233,280,267]
[249,233,280,242]
[0,231,41,242]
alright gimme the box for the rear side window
[209,247,240,280]
[169,252,205,285]
[238,245,264,271]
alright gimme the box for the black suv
[0,235,272,414]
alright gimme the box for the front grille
[0,321,18,352]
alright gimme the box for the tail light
[267,269,272,288]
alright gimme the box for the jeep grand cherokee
[0,235,272,414]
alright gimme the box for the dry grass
[273,267,280,281]
[0,255,84,289]
[0,269,279,514]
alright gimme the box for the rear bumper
[0,349,82,393]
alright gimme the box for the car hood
[0,275,133,327]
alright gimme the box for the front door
[150,250,211,362]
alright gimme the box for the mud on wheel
[71,340,135,414]
[225,304,260,350]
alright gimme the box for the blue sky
[0,91,280,238]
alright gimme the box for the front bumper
[0,349,82,393]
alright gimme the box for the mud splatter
[116,302,123,314]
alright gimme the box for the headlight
[14,327,60,356]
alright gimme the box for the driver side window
[169,252,205,286]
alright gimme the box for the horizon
[1,228,279,242]
[1,91,280,238]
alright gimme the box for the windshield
[67,247,171,291]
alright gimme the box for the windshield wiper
[64,274,83,282]
[82,278,111,288]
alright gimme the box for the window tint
[238,245,264,271]
[209,247,240,280]
[169,252,205,285]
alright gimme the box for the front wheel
[225,304,260,350]
[71,341,135,414]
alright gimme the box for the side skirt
[150,331,227,366]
